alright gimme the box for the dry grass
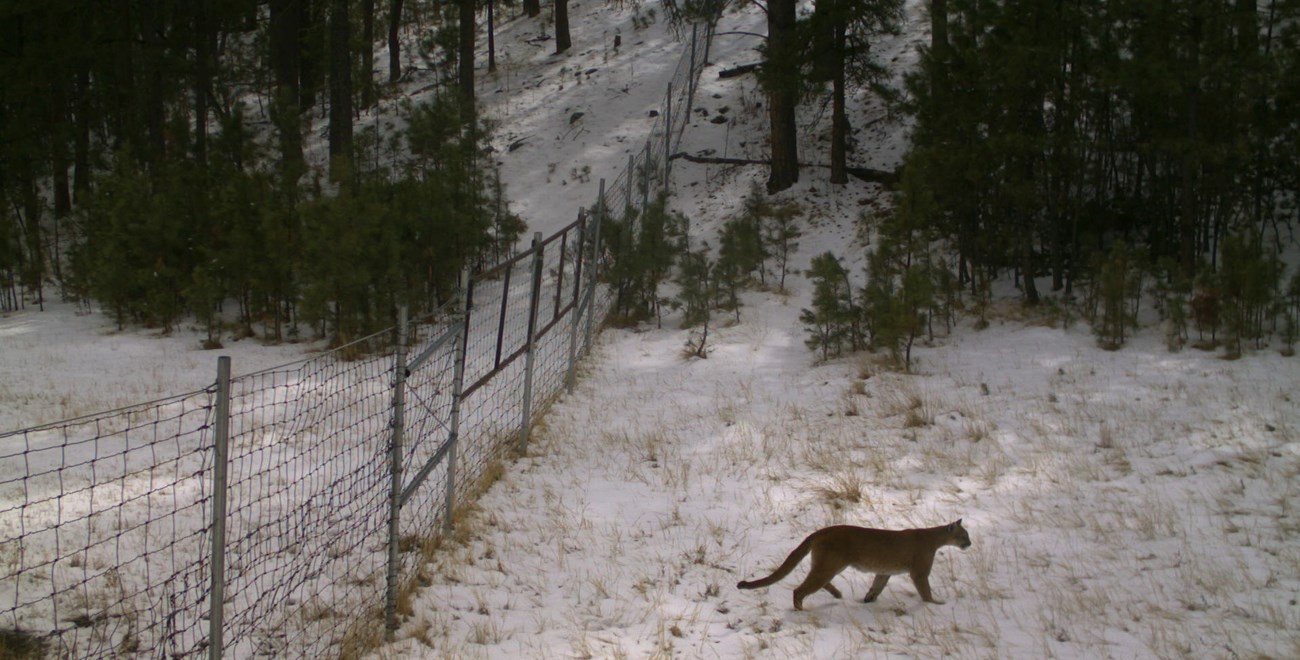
[812,471,870,512]
[347,304,1299,660]
[0,628,47,659]
[874,380,933,428]
[841,389,862,417]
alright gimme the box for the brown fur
[736,520,972,610]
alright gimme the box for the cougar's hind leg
[792,563,843,611]
[863,574,891,603]
[822,582,842,599]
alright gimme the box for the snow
[366,296,1299,658]
[2,1,1297,658]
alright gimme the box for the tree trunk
[829,3,847,185]
[329,0,353,177]
[459,0,476,123]
[488,0,497,72]
[48,66,73,219]
[271,0,301,98]
[1021,229,1040,305]
[361,0,375,108]
[193,0,212,164]
[19,158,45,309]
[555,0,572,54]
[388,0,404,82]
[73,21,92,204]
[1179,12,1202,275]
[523,0,540,19]
[809,0,836,82]
[300,0,324,111]
[140,1,167,168]
[271,0,305,175]
[765,0,799,193]
[930,0,948,101]
[52,147,71,219]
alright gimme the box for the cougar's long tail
[736,532,816,590]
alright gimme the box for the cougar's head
[947,520,972,549]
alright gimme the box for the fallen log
[670,152,901,188]
[718,62,762,79]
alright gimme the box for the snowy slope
[366,2,1299,659]
[2,1,1296,658]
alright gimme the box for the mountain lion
[736,520,972,611]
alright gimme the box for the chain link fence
[0,18,712,659]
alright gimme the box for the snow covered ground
[371,296,1299,659]
[368,2,1300,658]
[2,1,1297,658]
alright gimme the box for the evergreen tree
[863,166,939,370]
[762,202,802,292]
[714,222,751,322]
[800,252,858,361]
[675,246,714,329]
[762,0,800,192]
[1217,231,1282,357]
[673,242,716,358]
[808,0,903,184]
[717,215,763,285]
[1153,257,1191,352]
[328,0,354,177]
[899,0,1300,327]
[736,182,773,285]
[1089,241,1141,351]
[605,194,677,324]
[458,0,477,123]
[1281,272,1300,357]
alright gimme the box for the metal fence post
[626,155,635,216]
[664,82,673,192]
[642,140,652,219]
[702,21,715,79]
[686,24,698,122]
[567,209,587,394]
[519,232,544,453]
[585,181,606,355]
[384,305,410,638]
[446,269,472,534]
[208,356,231,660]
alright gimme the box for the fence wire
[0,18,712,659]
[0,393,216,658]
[219,335,394,657]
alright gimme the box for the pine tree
[675,247,714,329]
[1281,272,1300,357]
[762,202,801,292]
[762,0,800,192]
[1154,258,1190,352]
[897,0,1300,324]
[800,252,858,361]
[328,0,354,178]
[809,0,903,184]
[1218,231,1282,357]
[863,168,938,370]
[1090,241,1141,351]
[714,223,750,323]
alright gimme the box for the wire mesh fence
[217,334,396,658]
[0,394,216,657]
[0,18,712,660]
